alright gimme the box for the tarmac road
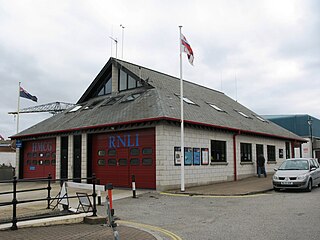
[104,187,320,240]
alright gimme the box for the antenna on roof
[120,24,125,59]
[109,36,118,59]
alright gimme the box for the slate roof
[12,58,305,141]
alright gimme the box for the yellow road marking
[160,192,269,198]
[118,220,182,240]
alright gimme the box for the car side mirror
[274,168,278,172]
[310,167,316,171]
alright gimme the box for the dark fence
[0,174,98,230]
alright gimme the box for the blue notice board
[184,147,193,165]
[193,148,200,165]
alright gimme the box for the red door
[23,139,56,179]
[92,128,155,189]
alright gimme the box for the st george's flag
[20,86,38,102]
[180,34,194,66]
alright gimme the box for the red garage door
[92,128,156,189]
[23,138,56,179]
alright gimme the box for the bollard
[106,183,114,216]
[132,175,136,198]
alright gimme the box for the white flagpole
[179,26,185,192]
[17,82,21,133]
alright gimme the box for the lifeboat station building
[12,58,305,190]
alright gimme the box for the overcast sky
[0,0,319,139]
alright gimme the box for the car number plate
[281,181,293,185]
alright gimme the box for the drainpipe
[233,131,240,181]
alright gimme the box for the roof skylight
[208,103,225,112]
[69,105,82,112]
[255,115,267,122]
[235,110,250,118]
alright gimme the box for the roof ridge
[114,58,224,95]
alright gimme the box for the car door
[312,159,320,185]
[310,159,320,185]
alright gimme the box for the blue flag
[20,86,37,102]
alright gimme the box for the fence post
[92,173,97,216]
[47,174,52,209]
[11,176,18,230]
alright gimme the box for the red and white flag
[181,34,194,66]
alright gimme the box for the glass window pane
[98,87,105,96]
[108,159,116,166]
[27,160,31,165]
[119,159,127,166]
[130,158,140,166]
[128,76,136,89]
[142,148,153,155]
[32,160,38,165]
[106,77,112,94]
[27,153,32,158]
[119,69,127,91]
[98,159,106,166]
[108,149,116,156]
[51,160,56,166]
[130,148,140,156]
[44,160,50,165]
[98,150,106,156]
[52,153,56,159]
[142,158,152,165]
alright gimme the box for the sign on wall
[193,148,201,165]
[184,147,193,165]
[201,148,209,165]
[174,147,182,165]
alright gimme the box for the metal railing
[0,174,98,230]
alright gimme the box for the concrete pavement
[0,175,274,239]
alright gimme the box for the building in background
[0,139,16,167]
[264,115,320,160]
[11,58,305,190]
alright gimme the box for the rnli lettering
[32,142,53,152]
[109,134,139,148]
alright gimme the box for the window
[69,105,82,112]
[118,69,141,91]
[32,160,37,165]
[98,150,106,156]
[108,159,116,166]
[44,160,50,165]
[175,94,197,105]
[142,158,153,165]
[236,110,250,118]
[254,115,267,122]
[130,158,140,166]
[267,145,276,162]
[51,160,56,166]
[101,96,124,106]
[98,159,106,166]
[85,99,104,109]
[108,149,116,156]
[130,148,140,156]
[122,93,141,102]
[27,153,32,158]
[119,159,127,166]
[211,140,227,162]
[142,148,153,155]
[98,76,112,96]
[208,103,225,112]
[240,143,252,162]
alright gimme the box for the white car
[273,158,320,192]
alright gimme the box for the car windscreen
[278,160,309,170]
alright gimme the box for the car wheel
[306,180,312,192]
[273,187,280,192]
